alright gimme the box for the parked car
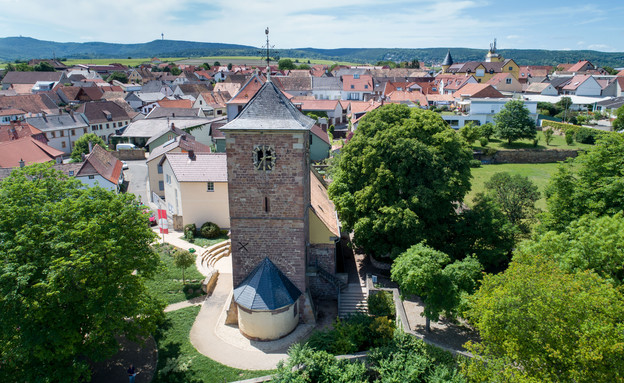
[121,160,128,170]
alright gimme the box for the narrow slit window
[264,196,270,213]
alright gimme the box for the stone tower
[442,49,453,73]
[220,80,313,310]
[486,38,503,62]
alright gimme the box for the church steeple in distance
[442,49,453,73]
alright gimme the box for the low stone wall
[111,149,146,160]
[475,148,580,164]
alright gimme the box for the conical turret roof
[233,257,302,311]
[442,49,453,66]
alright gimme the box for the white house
[160,152,230,229]
[441,98,538,129]
[75,144,124,192]
[26,113,90,154]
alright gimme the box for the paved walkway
[164,295,206,313]
[189,273,315,370]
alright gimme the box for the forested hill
[1,36,623,68]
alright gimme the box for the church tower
[220,79,314,339]
[485,38,503,62]
[442,49,453,73]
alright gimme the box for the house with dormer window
[76,101,132,143]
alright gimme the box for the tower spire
[265,27,271,82]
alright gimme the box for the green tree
[543,128,554,145]
[541,133,624,232]
[477,122,495,140]
[0,164,163,382]
[201,62,211,70]
[170,66,182,76]
[391,243,482,332]
[459,122,480,145]
[556,96,573,122]
[484,172,540,236]
[464,255,624,382]
[213,61,221,66]
[601,65,619,75]
[173,249,195,284]
[517,213,624,286]
[328,104,473,259]
[613,104,624,131]
[449,193,516,272]
[227,62,233,70]
[272,344,368,383]
[278,58,296,70]
[106,71,128,84]
[494,100,536,144]
[33,61,55,72]
[71,133,108,162]
[297,63,311,70]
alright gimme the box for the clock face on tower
[253,145,275,171]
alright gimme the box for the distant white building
[440,98,538,129]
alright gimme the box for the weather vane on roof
[259,27,279,78]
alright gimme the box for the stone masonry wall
[475,149,580,164]
[226,131,310,296]
[309,244,337,298]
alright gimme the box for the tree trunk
[425,316,431,332]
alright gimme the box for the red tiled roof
[567,60,593,73]
[228,75,266,104]
[0,136,63,167]
[342,75,373,92]
[77,144,123,185]
[310,124,331,145]
[157,99,193,109]
[455,83,504,98]
[385,90,428,105]
[299,99,340,112]
[616,69,624,77]
[0,122,42,142]
[486,72,513,85]
[310,171,339,237]
[562,74,592,90]
[0,93,59,115]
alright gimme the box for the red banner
[157,209,168,234]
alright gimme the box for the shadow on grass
[152,318,201,383]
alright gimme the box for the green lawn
[466,162,569,210]
[153,306,273,383]
[181,234,229,248]
[146,244,206,305]
[473,131,592,151]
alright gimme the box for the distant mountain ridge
[1,36,623,68]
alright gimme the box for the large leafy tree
[541,132,624,232]
[484,172,540,236]
[613,104,624,131]
[494,99,536,144]
[329,104,473,258]
[0,164,164,382]
[71,133,108,162]
[464,255,624,382]
[517,213,624,286]
[391,243,482,332]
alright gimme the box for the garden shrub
[183,223,196,241]
[200,222,220,238]
[479,137,488,147]
[575,127,604,145]
[565,129,575,145]
[469,159,482,168]
[305,313,394,355]
[368,291,396,319]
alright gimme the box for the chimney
[180,134,187,141]
[19,158,25,168]
[59,108,63,114]
[171,123,175,130]
[188,149,195,160]
[70,109,75,120]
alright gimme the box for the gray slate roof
[220,81,314,131]
[312,76,342,91]
[165,152,227,182]
[442,50,453,66]
[26,114,89,131]
[233,257,302,311]
[122,118,211,138]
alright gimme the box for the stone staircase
[195,239,231,277]
[339,283,368,318]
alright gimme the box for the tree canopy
[464,254,624,382]
[494,100,536,144]
[106,71,128,84]
[484,172,540,236]
[278,58,296,70]
[517,213,624,286]
[328,104,473,258]
[613,104,624,131]
[391,243,482,331]
[0,164,163,382]
[71,133,108,162]
[541,132,624,232]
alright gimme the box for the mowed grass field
[465,162,572,210]
[472,131,592,151]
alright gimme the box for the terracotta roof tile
[165,152,227,182]
[77,144,122,185]
[455,83,504,98]
[0,136,63,167]
[310,171,339,237]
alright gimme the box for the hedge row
[542,120,607,144]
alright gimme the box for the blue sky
[0,0,622,52]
